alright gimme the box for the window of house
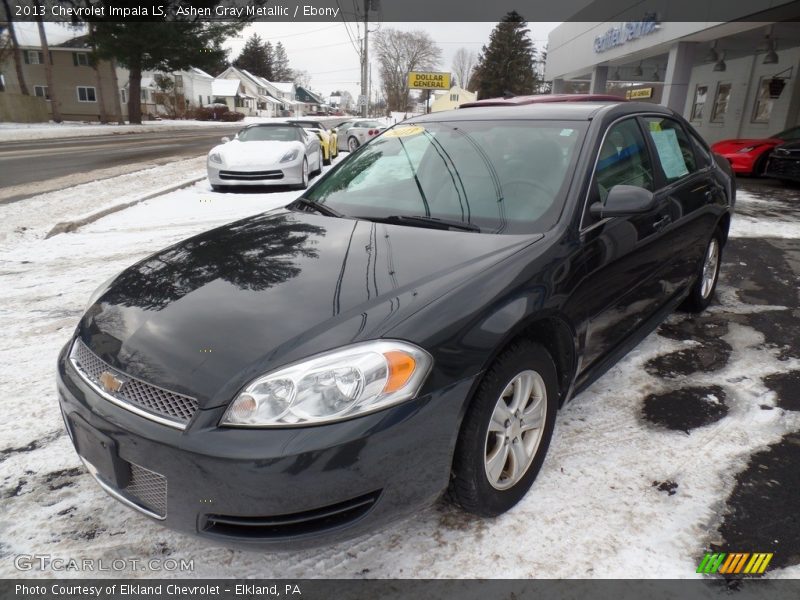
[174,74,183,87]
[198,94,203,106]
[73,52,89,66]
[0,74,5,92]
[141,89,149,102]
[34,85,49,100]
[450,94,459,101]
[690,85,707,121]
[207,96,211,105]
[77,86,97,102]
[710,83,731,123]
[26,50,45,65]
[752,77,775,124]
[121,89,127,104]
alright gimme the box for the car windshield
[304,120,586,234]
[237,126,301,142]
[775,126,800,141]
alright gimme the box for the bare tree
[373,28,441,112]
[1,0,29,95]
[451,48,476,89]
[33,0,61,121]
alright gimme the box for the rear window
[237,126,301,142]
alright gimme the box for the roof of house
[10,22,84,47]
[297,86,324,104]
[272,81,295,94]
[188,67,214,80]
[212,79,241,97]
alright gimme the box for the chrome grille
[70,339,198,429]
[124,463,167,518]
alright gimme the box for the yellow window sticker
[384,125,426,138]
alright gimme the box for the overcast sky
[227,22,560,100]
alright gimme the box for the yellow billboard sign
[408,71,451,90]
[626,87,653,100]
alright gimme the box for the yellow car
[290,120,338,165]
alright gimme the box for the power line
[261,23,343,39]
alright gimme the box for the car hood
[711,138,781,153]
[78,210,539,408]
[215,140,301,167]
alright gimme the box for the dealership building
[545,8,800,144]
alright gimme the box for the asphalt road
[0,127,243,200]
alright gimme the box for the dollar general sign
[408,72,451,90]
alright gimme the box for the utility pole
[361,0,369,118]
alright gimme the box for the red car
[711,126,800,175]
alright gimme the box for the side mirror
[221,136,230,143]
[590,185,656,218]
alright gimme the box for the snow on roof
[273,82,295,93]
[212,79,240,97]
[189,67,214,79]
[10,22,85,47]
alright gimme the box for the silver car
[207,123,323,191]
[341,120,386,152]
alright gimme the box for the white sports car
[207,123,323,191]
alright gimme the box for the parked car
[343,120,386,151]
[710,126,800,176]
[332,120,356,151]
[764,140,800,183]
[289,119,338,165]
[58,99,733,548]
[206,123,322,191]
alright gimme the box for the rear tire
[681,229,723,313]
[323,145,331,166]
[449,340,558,517]
[211,184,225,192]
[348,136,360,152]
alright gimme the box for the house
[430,86,477,112]
[210,78,245,112]
[216,66,285,116]
[117,67,216,119]
[296,85,328,114]
[1,26,120,121]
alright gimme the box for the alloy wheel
[700,238,719,299]
[483,370,547,490]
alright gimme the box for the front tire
[294,157,309,190]
[211,184,225,192]
[681,230,722,313]
[449,340,558,517]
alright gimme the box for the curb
[45,174,207,239]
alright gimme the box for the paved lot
[0,176,798,578]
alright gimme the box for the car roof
[406,101,674,123]
[459,93,627,108]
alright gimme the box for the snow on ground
[0,116,371,143]
[0,176,798,579]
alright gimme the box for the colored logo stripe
[697,552,773,574]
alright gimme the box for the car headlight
[208,152,223,164]
[84,272,119,312]
[221,340,432,427]
[737,146,758,153]
[280,148,300,163]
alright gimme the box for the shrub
[191,104,243,121]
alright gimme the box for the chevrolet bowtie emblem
[99,371,125,393]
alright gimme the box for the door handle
[653,215,671,231]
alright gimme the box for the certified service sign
[408,72,451,90]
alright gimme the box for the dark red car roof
[459,94,627,108]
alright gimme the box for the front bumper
[765,157,800,182]
[207,158,304,187]
[719,152,759,175]
[56,342,474,548]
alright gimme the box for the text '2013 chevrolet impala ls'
[57,98,734,547]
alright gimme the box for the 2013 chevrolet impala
[57,98,734,547]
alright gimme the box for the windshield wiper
[292,197,343,218]
[356,214,480,232]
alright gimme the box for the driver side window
[584,119,655,228]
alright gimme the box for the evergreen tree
[264,41,274,81]
[234,34,272,80]
[472,11,539,99]
[272,42,291,81]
